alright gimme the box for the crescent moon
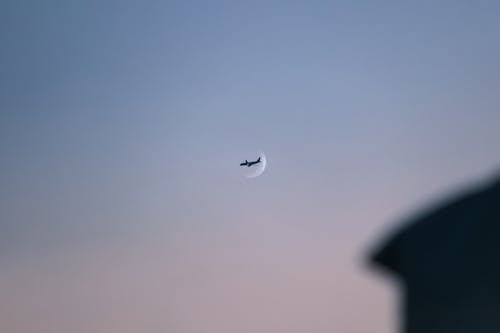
[245,153,267,178]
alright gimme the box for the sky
[1,1,500,332]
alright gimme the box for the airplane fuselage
[240,158,261,167]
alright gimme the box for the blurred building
[371,173,500,333]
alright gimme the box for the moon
[245,153,267,178]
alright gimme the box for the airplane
[240,157,261,167]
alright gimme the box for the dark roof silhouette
[370,175,500,333]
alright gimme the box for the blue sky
[1,1,500,332]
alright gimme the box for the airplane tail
[257,157,261,162]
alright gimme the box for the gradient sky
[2,1,500,332]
